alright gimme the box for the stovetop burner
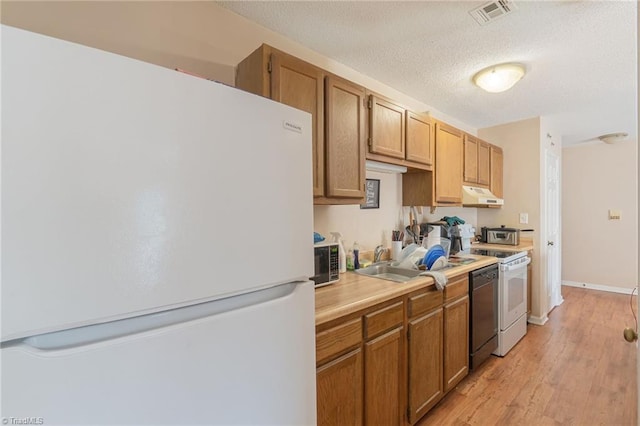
[470,248,527,263]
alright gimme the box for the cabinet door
[368,95,405,160]
[490,145,504,198]
[406,111,433,166]
[407,308,443,424]
[317,348,363,426]
[434,122,463,204]
[270,53,325,197]
[364,327,404,426]
[477,141,491,186]
[325,76,366,199]
[443,295,469,393]
[463,135,478,184]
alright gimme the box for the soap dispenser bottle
[352,241,360,270]
[330,232,347,273]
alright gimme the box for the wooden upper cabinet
[325,76,366,199]
[434,121,463,204]
[367,93,433,171]
[463,135,490,188]
[463,135,479,184]
[236,44,365,205]
[490,145,504,199]
[477,141,491,186]
[269,54,325,198]
[368,94,405,160]
[406,111,434,167]
[402,120,463,207]
[236,45,325,197]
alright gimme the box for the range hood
[462,185,504,206]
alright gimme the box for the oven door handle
[500,257,531,272]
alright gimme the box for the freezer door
[2,26,313,341]
[1,281,317,425]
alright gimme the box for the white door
[545,150,563,311]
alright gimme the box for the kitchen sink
[356,257,479,283]
[356,262,422,283]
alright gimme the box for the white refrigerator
[1,25,317,425]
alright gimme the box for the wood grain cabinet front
[402,120,463,207]
[490,144,504,199]
[317,348,363,426]
[236,44,365,205]
[463,134,490,187]
[367,93,434,171]
[442,274,469,394]
[407,305,443,423]
[363,301,404,426]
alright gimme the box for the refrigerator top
[2,26,314,341]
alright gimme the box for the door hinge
[267,59,272,74]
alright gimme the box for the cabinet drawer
[408,287,443,318]
[444,275,469,302]
[316,318,363,364]
[364,301,404,339]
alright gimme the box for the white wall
[562,140,638,290]
[313,169,477,252]
[477,117,547,321]
[2,1,482,254]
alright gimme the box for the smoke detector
[469,0,517,26]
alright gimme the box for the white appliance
[1,26,316,425]
[462,185,504,207]
[470,249,530,356]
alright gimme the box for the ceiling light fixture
[473,62,526,93]
[598,132,628,144]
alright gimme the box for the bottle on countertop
[346,249,354,271]
[353,241,360,270]
[330,231,347,274]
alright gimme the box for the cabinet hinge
[367,98,373,109]
[407,407,411,421]
[267,59,272,74]
[367,137,372,147]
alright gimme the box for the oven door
[499,257,531,329]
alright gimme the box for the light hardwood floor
[418,286,638,425]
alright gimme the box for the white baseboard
[562,280,637,295]
[527,315,548,326]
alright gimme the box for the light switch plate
[519,213,528,224]
[608,209,621,220]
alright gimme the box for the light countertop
[314,254,498,326]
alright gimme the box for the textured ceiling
[217,1,637,146]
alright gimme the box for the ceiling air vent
[469,0,517,26]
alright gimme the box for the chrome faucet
[374,245,387,263]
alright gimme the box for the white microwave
[311,242,340,287]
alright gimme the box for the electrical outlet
[519,213,528,224]
[609,209,621,220]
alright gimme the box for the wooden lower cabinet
[364,327,404,425]
[443,295,469,393]
[317,349,363,426]
[317,275,471,425]
[407,308,443,423]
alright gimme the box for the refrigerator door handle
[8,282,301,351]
